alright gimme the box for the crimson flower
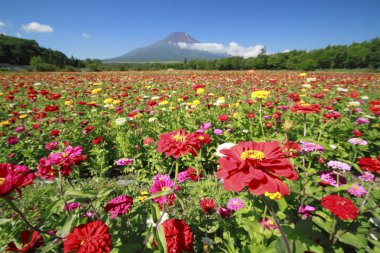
[63,220,112,253]
[160,219,193,253]
[217,141,298,196]
[0,163,35,197]
[217,114,229,122]
[358,156,380,174]
[157,129,201,158]
[92,136,103,145]
[6,230,44,252]
[199,197,217,214]
[291,103,321,114]
[321,195,359,220]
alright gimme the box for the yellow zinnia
[252,90,270,99]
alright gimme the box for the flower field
[0,70,379,253]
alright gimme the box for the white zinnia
[115,118,127,125]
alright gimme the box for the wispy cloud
[22,22,53,33]
[177,42,265,58]
[16,32,22,38]
[282,49,290,53]
[82,33,90,38]
[0,20,5,29]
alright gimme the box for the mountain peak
[163,32,199,44]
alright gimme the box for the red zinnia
[291,103,321,114]
[63,220,112,253]
[160,219,193,253]
[92,136,103,145]
[358,156,380,174]
[217,114,229,122]
[0,163,36,196]
[217,141,298,196]
[321,195,359,220]
[199,197,217,214]
[6,230,44,252]
[157,129,201,158]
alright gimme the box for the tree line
[0,34,83,71]
[1,34,379,71]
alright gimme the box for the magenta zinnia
[217,141,298,196]
[105,195,133,219]
[0,163,36,197]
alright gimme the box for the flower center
[162,186,169,191]
[0,177,5,186]
[268,220,275,226]
[80,240,86,246]
[198,136,205,140]
[172,132,187,142]
[240,150,266,161]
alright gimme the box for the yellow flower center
[198,136,205,141]
[264,191,283,200]
[172,132,187,142]
[0,177,6,186]
[80,240,86,245]
[162,186,169,191]
[240,150,266,161]
[268,220,275,226]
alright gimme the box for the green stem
[303,114,307,137]
[360,184,373,210]
[173,159,180,186]
[58,171,71,217]
[262,197,291,253]
[352,147,358,163]
[3,197,63,240]
[259,102,266,139]
[329,217,337,242]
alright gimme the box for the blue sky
[1,0,379,59]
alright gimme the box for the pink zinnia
[149,174,179,207]
[227,198,244,211]
[259,218,277,230]
[105,195,133,219]
[347,184,367,198]
[64,202,81,211]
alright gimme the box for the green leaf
[277,197,288,212]
[145,189,172,201]
[155,224,168,253]
[150,203,161,224]
[42,198,63,219]
[337,232,367,249]
[64,189,96,199]
[58,215,76,237]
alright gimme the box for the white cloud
[0,21,5,29]
[22,22,53,33]
[16,32,22,38]
[177,42,265,58]
[282,49,290,53]
[82,33,90,38]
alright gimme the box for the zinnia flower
[149,174,179,207]
[358,172,375,182]
[0,163,35,196]
[217,141,298,196]
[105,195,133,219]
[6,230,44,252]
[298,205,316,218]
[216,207,232,219]
[291,103,321,114]
[160,219,193,253]
[63,220,112,253]
[327,160,351,172]
[321,195,359,220]
[347,185,367,197]
[199,197,217,214]
[358,156,380,174]
[252,90,270,99]
[227,198,244,211]
[156,129,201,158]
[259,218,277,230]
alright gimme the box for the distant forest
[1,34,379,71]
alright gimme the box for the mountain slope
[104,32,227,63]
